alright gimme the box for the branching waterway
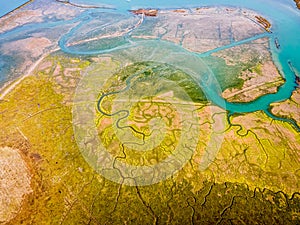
[56,1,300,131]
[0,0,299,131]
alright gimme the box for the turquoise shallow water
[0,0,299,130]
[70,0,300,71]
[59,0,300,130]
[0,0,29,17]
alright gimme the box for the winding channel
[96,65,155,136]
[57,1,300,131]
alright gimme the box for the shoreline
[294,0,300,10]
[55,0,116,10]
[0,0,34,19]
[0,5,295,109]
[0,5,276,102]
[0,48,59,101]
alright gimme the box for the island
[0,0,299,224]
[294,0,300,9]
[130,9,158,17]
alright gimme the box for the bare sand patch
[0,147,32,224]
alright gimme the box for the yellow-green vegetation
[211,111,300,194]
[212,38,285,103]
[201,56,246,91]
[0,54,299,224]
[249,62,262,75]
[99,62,208,102]
[271,89,300,128]
[97,98,182,166]
[35,53,91,104]
[95,62,199,167]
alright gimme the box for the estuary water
[1,0,299,129]
[69,0,300,81]
[61,0,300,129]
